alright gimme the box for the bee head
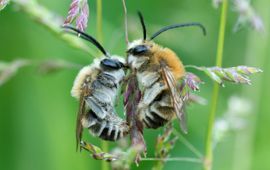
[100,58,125,71]
[63,26,127,70]
[127,39,154,57]
[127,11,206,58]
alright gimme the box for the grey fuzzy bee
[64,26,129,149]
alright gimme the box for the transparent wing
[161,64,187,134]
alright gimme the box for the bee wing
[161,64,187,134]
[76,87,87,151]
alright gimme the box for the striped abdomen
[137,71,175,129]
[82,69,129,140]
[82,110,129,141]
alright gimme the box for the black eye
[128,45,149,56]
[100,59,124,70]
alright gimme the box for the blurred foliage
[152,124,178,170]
[0,0,269,170]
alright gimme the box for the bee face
[127,44,150,56]
[127,39,155,56]
[127,40,157,69]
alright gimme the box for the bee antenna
[137,11,147,40]
[62,25,109,57]
[150,22,206,40]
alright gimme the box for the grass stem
[204,0,228,170]
[141,157,203,163]
[97,0,103,44]
[173,129,203,159]
[121,0,129,44]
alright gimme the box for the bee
[127,13,206,133]
[63,26,129,149]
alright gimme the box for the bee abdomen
[82,110,129,141]
[143,111,168,129]
[140,90,175,129]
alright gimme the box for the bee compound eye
[101,59,124,69]
[129,45,149,56]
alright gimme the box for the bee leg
[81,112,97,128]
[113,126,119,141]
[138,102,148,113]
[145,110,154,120]
[86,97,107,119]
[138,104,151,128]
[142,82,166,105]
[142,119,151,128]
[139,103,169,129]
[97,121,106,137]
[81,118,96,128]
[107,123,113,136]
[119,130,124,139]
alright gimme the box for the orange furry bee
[127,12,206,133]
[63,26,129,149]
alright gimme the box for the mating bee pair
[64,12,206,148]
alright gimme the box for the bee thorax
[71,65,96,99]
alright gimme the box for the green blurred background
[0,0,269,170]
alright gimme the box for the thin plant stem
[204,1,228,170]
[185,65,205,70]
[96,0,103,45]
[96,1,109,170]
[173,129,203,159]
[141,157,203,163]
[121,0,129,44]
